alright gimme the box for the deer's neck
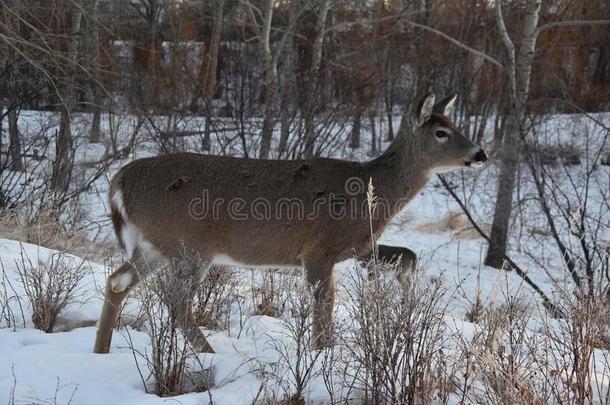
[363,133,430,227]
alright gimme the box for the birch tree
[247,0,307,159]
[255,0,277,159]
[277,0,298,158]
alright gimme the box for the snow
[0,191,537,404]
[0,109,609,403]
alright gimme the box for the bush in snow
[128,255,212,396]
[337,258,451,403]
[252,276,326,403]
[193,265,237,331]
[15,246,86,333]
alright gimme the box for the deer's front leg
[304,257,336,349]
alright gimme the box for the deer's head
[411,93,488,174]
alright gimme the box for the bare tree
[277,0,298,158]
[254,0,277,159]
[200,0,226,151]
[302,0,331,158]
[246,0,308,159]
[51,2,83,195]
[84,0,103,143]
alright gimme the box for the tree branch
[536,19,610,36]
[401,20,503,69]
[437,174,563,317]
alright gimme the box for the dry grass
[0,208,114,260]
[416,211,491,240]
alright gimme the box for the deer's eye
[435,130,449,142]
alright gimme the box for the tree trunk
[89,108,101,143]
[484,110,520,268]
[86,0,102,143]
[259,61,276,159]
[303,0,331,158]
[257,0,275,159]
[385,90,394,141]
[203,106,212,151]
[349,106,362,149]
[485,0,540,268]
[277,0,297,158]
[52,109,74,194]
[277,70,292,158]
[8,107,23,171]
[202,0,225,151]
[369,111,377,155]
[51,4,82,195]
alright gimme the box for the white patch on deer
[212,253,296,270]
[112,189,162,262]
[109,269,134,293]
[111,189,128,220]
[121,221,142,258]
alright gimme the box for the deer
[93,93,488,354]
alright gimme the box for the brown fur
[94,94,487,353]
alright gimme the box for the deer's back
[109,153,374,265]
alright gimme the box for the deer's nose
[474,149,488,163]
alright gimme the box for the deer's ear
[433,94,457,116]
[415,93,435,126]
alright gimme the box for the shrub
[15,246,86,332]
[339,258,450,403]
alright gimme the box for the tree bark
[51,3,82,195]
[259,59,277,159]
[277,0,297,158]
[385,89,394,142]
[86,0,102,143]
[303,0,331,158]
[349,106,362,149]
[369,111,377,155]
[90,109,101,143]
[52,109,74,194]
[258,0,276,159]
[202,0,225,151]
[485,111,520,268]
[8,107,23,171]
[485,0,541,268]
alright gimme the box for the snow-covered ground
[0,110,609,403]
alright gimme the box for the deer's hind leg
[94,254,143,354]
[169,293,215,353]
[304,256,336,349]
[163,257,215,353]
[375,244,418,284]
